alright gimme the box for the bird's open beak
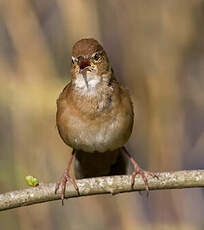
[78,59,91,70]
[78,59,91,88]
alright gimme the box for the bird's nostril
[79,60,90,69]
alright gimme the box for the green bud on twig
[25,175,39,187]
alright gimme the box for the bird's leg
[55,149,79,205]
[122,146,158,196]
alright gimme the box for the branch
[1,170,204,212]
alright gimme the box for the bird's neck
[70,72,114,116]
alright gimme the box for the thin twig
[0,170,204,212]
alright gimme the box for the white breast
[74,72,101,89]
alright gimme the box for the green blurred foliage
[0,0,204,229]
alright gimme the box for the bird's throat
[71,74,113,116]
[74,72,101,90]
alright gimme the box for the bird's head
[71,38,111,89]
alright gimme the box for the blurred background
[0,0,204,229]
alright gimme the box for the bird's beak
[78,58,91,88]
[78,58,91,70]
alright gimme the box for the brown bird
[55,38,155,204]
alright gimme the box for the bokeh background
[1,0,204,229]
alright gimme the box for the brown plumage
[55,38,156,204]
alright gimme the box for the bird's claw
[55,170,79,205]
[131,168,159,196]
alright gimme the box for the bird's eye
[93,52,100,61]
[77,56,83,61]
[72,57,75,64]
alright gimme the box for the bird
[55,38,156,204]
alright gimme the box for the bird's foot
[130,164,158,196]
[55,150,79,205]
[55,169,79,205]
[122,147,158,196]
